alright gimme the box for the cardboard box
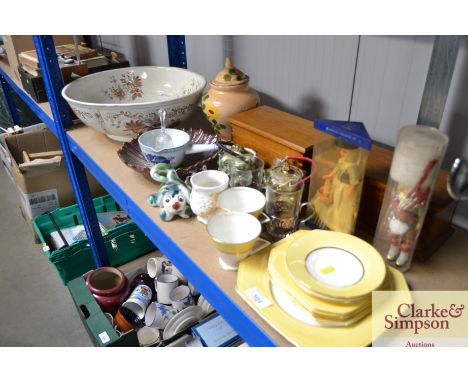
[4,126,106,240]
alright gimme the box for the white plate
[197,295,215,316]
[163,306,203,340]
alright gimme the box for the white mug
[188,170,229,223]
[145,301,178,330]
[170,285,194,312]
[156,273,179,304]
[147,256,172,278]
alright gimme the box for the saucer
[163,306,204,340]
[285,230,387,301]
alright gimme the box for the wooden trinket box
[228,106,326,169]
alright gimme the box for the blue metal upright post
[33,35,109,268]
[167,36,187,68]
[0,74,21,126]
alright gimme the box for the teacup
[156,273,179,304]
[218,187,267,220]
[147,256,172,278]
[206,212,270,270]
[137,326,160,347]
[145,302,178,330]
[138,128,217,167]
[188,170,229,223]
[169,285,194,312]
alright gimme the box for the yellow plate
[236,244,409,346]
[268,238,371,323]
[285,230,387,301]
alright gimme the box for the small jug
[186,170,229,223]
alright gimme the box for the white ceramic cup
[137,326,160,347]
[147,256,173,278]
[156,273,179,304]
[165,263,187,284]
[145,301,178,330]
[188,170,229,223]
[170,285,194,312]
[218,187,269,222]
[206,212,270,270]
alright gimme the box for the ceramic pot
[85,267,130,315]
[201,58,259,140]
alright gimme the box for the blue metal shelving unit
[0,35,278,346]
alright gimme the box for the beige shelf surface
[67,120,468,346]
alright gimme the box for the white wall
[95,35,467,229]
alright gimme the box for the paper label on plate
[98,331,111,344]
[246,288,272,309]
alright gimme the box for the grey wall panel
[185,35,224,87]
[438,37,468,229]
[350,36,434,145]
[97,35,168,66]
[231,36,359,121]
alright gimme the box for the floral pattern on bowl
[62,67,206,142]
[104,71,144,101]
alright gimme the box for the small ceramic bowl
[138,128,217,167]
[218,187,266,218]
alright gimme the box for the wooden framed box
[228,105,327,169]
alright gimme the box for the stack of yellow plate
[236,230,410,346]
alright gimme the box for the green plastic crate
[32,194,156,284]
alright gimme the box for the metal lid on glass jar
[211,57,249,86]
[267,159,304,192]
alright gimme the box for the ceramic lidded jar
[202,57,260,140]
[85,267,130,315]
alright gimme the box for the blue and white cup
[169,285,194,312]
[145,302,178,330]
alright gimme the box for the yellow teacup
[206,212,270,270]
[218,187,266,218]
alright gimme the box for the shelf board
[0,64,55,132]
[67,122,291,347]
